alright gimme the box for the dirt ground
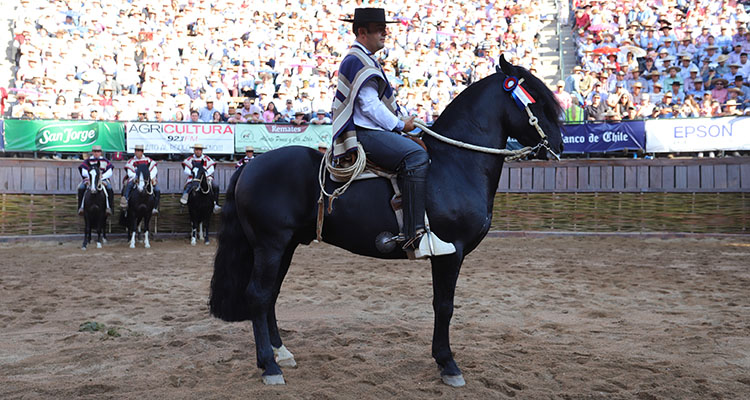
[1,234,749,399]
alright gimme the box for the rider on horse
[77,145,114,216]
[333,7,454,259]
[121,144,161,214]
[180,143,221,214]
[235,146,255,169]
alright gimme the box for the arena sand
[1,235,749,399]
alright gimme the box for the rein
[193,173,211,195]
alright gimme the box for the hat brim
[340,17,399,23]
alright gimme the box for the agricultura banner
[3,119,125,152]
[125,122,235,154]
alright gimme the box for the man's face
[592,96,600,104]
[190,112,199,121]
[206,101,213,109]
[92,150,102,158]
[246,151,254,157]
[359,22,387,52]
[741,54,748,63]
[194,149,203,157]
[135,149,143,158]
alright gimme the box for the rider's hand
[402,116,417,132]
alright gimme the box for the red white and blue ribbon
[503,76,536,110]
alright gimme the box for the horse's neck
[427,102,507,206]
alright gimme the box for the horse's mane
[434,62,562,131]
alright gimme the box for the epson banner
[646,117,750,152]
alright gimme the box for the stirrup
[152,208,159,215]
[180,193,188,205]
[409,231,456,260]
[120,197,128,208]
[78,207,84,216]
[213,204,221,214]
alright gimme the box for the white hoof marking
[273,345,297,368]
[262,374,285,385]
[190,238,196,246]
[96,242,102,249]
[441,374,466,387]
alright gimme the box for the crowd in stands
[559,0,750,122]
[3,0,551,124]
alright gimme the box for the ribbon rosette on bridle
[503,76,536,110]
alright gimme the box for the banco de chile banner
[125,122,234,154]
[3,120,125,152]
[234,124,332,153]
[645,117,750,152]
[562,121,646,153]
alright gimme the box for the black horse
[187,162,214,245]
[209,56,563,386]
[81,164,108,250]
[126,163,156,249]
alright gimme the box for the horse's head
[135,163,151,193]
[495,55,564,160]
[89,164,102,194]
[191,161,209,191]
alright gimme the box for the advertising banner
[125,122,235,154]
[3,120,125,152]
[645,117,750,152]
[562,121,646,153]
[234,124,332,153]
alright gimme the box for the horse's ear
[498,54,513,75]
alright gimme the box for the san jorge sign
[3,120,125,152]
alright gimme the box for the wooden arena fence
[0,157,748,236]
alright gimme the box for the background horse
[209,56,563,386]
[187,162,214,245]
[126,163,156,249]
[81,164,108,250]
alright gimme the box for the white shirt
[351,41,404,132]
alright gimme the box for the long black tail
[209,165,254,321]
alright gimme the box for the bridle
[135,170,154,196]
[192,166,212,195]
[502,75,560,160]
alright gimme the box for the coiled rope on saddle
[316,143,367,241]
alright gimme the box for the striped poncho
[331,42,400,159]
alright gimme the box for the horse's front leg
[82,215,90,250]
[203,218,210,245]
[143,216,151,248]
[431,251,466,387]
[129,215,137,248]
[95,216,104,249]
[190,219,197,246]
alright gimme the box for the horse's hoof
[204,241,210,245]
[441,374,466,387]
[145,243,151,249]
[262,374,285,385]
[102,238,108,244]
[277,358,297,368]
[81,247,87,251]
[190,239,196,246]
[96,243,102,249]
[129,243,135,249]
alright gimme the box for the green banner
[234,124,332,153]
[3,120,126,152]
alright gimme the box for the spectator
[585,93,607,121]
[248,111,263,124]
[290,111,307,126]
[263,101,282,123]
[710,78,729,104]
[199,99,217,122]
[554,80,572,111]
[310,109,332,125]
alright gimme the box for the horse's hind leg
[82,217,90,250]
[269,242,298,368]
[96,219,103,248]
[248,236,293,384]
[143,217,151,248]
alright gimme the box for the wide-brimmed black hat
[341,8,398,24]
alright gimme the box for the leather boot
[401,174,455,259]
